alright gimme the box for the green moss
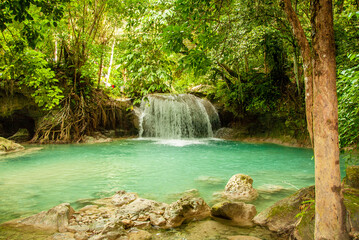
[295,205,315,240]
[343,187,359,215]
[267,203,296,219]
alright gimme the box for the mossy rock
[0,137,25,154]
[253,186,315,234]
[343,187,359,237]
[344,166,359,189]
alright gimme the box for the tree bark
[283,0,314,146]
[283,0,348,239]
[311,0,348,239]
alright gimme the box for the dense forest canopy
[0,0,358,148]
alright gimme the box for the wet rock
[8,128,31,142]
[112,191,138,207]
[164,196,211,228]
[224,174,258,201]
[345,165,359,189]
[127,229,152,240]
[82,132,112,144]
[196,176,225,185]
[18,203,75,232]
[0,136,25,154]
[211,202,257,227]
[253,186,315,234]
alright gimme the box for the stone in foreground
[164,196,211,228]
[224,174,258,201]
[211,201,257,227]
[18,203,75,232]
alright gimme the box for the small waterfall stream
[138,94,220,139]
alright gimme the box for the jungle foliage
[0,0,358,147]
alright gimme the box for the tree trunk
[283,0,313,145]
[311,0,348,239]
[283,0,348,239]
[106,40,116,84]
[293,47,300,95]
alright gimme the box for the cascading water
[138,94,220,139]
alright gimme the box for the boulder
[0,137,25,154]
[164,196,211,228]
[18,203,75,232]
[253,186,315,235]
[345,165,359,189]
[112,191,138,207]
[8,128,30,142]
[224,174,258,201]
[211,201,257,227]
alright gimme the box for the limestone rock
[211,201,257,227]
[224,174,258,201]
[19,203,75,232]
[117,198,167,221]
[8,128,30,142]
[345,165,359,189]
[0,136,25,154]
[164,196,211,228]
[253,186,315,234]
[112,191,138,207]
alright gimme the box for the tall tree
[283,0,348,239]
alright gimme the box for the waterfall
[138,94,220,139]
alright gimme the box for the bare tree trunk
[293,47,300,95]
[54,37,58,62]
[106,40,116,84]
[283,0,314,145]
[97,51,104,89]
[244,53,249,73]
[311,0,348,239]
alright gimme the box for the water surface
[0,139,340,224]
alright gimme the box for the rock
[82,132,112,144]
[149,213,166,226]
[112,191,138,207]
[8,128,30,142]
[127,230,152,240]
[345,166,359,189]
[253,186,315,235]
[227,236,262,240]
[211,202,257,227]
[53,232,75,240]
[0,136,25,154]
[343,186,359,238]
[74,232,89,240]
[164,196,211,228]
[196,176,225,185]
[18,203,75,232]
[224,174,258,201]
[257,184,285,193]
[117,198,167,221]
